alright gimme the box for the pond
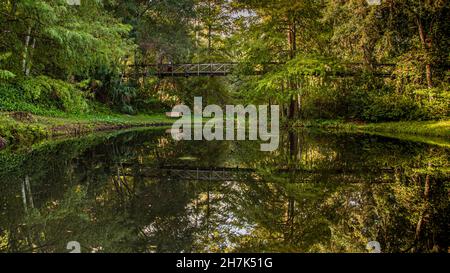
[0,128,448,253]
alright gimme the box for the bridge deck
[129,63,395,78]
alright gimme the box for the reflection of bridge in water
[121,164,396,183]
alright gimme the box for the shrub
[18,76,89,113]
[0,76,89,115]
[363,94,420,122]
[363,90,449,122]
[87,66,138,114]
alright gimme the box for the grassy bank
[300,119,449,137]
[0,111,174,148]
[354,120,450,147]
[298,119,450,147]
[355,120,450,138]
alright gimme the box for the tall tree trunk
[287,19,298,120]
[416,16,433,88]
[195,18,199,48]
[22,26,32,75]
[25,37,36,76]
[208,0,212,62]
[288,94,298,120]
[11,0,17,15]
[208,24,212,63]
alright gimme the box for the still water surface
[0,128,448,253]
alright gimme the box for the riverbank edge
[0,111,175,148]
[296,119,450,147]
[1,112,449,149]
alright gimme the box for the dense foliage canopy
[0,0,448,121]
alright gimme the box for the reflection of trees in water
[227,131,449,253]
[0,129,448,253]
[0,130,234,252]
